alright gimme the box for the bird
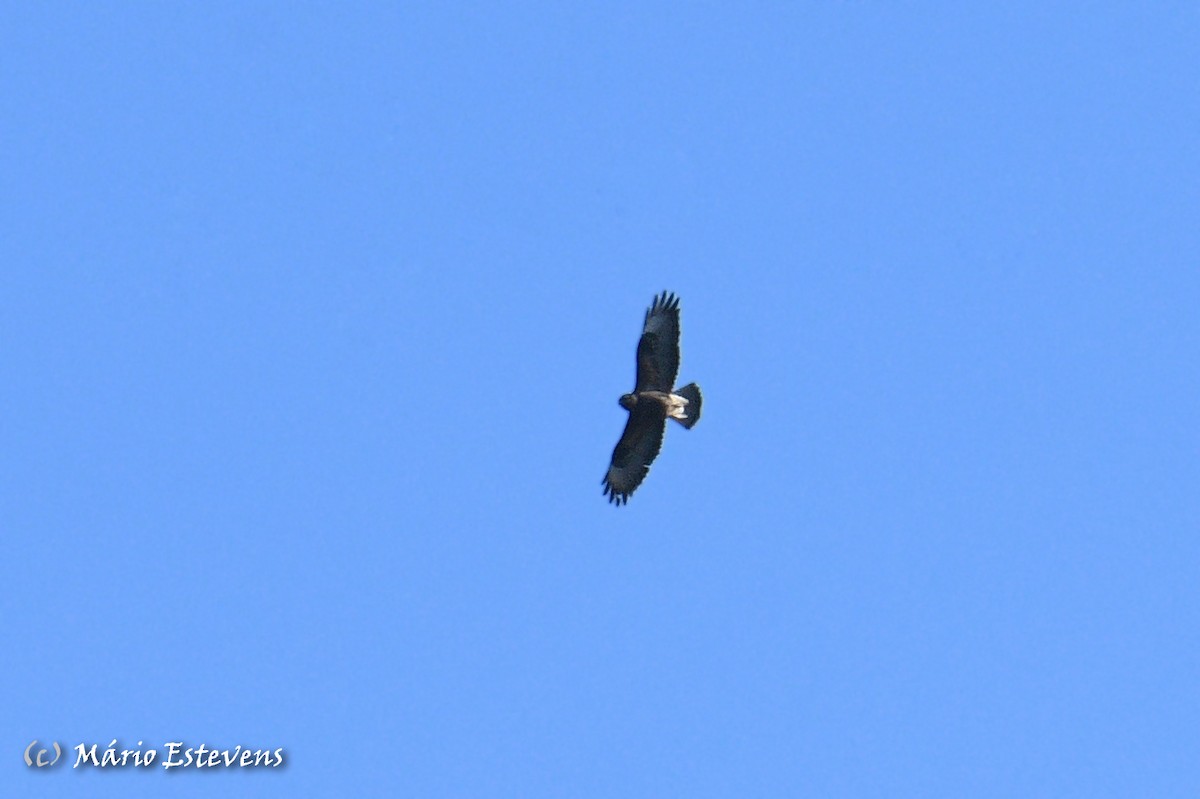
[602,291,703,505]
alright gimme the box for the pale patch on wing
[643,307,673,335]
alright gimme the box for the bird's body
[603,291,703,505]
[619,389,694,423]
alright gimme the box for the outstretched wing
[634,291,681,393]
[602,402,668,505]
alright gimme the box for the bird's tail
[673,383,702,429]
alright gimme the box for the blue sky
[4,3,1197,796]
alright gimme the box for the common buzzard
[602,291,703,505]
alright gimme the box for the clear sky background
[4,4,1197,797]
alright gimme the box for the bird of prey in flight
[602,291,703,505]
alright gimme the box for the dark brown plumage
[602,291,703,505]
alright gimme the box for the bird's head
[619,393,638,411]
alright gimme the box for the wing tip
[646,290,680,321]
[602,481,630,506]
